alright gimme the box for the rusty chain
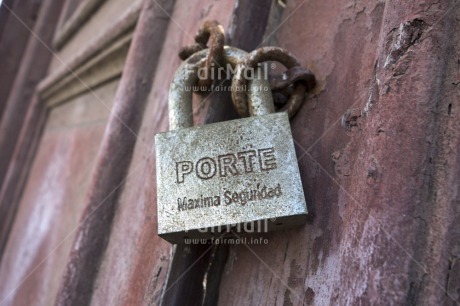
[178,21,316,119]
[179,20,225,90]
[232,47,316,118]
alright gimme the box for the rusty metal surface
[169,46,275,130]
[232,46,316,118]
[269,66,316,91]
[179,20,225,90]
[269,66,316,116]
[178,23,315,119]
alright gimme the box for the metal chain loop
[269,66,316,92]
[232,47,316,118]
[178,20,225,90]
[178,21,316,119]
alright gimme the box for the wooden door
[0,0,459,305]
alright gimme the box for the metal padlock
[155,47,307,243]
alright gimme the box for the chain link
[178,21,316,118]
[179,20,225,90]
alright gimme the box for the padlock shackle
[168,47,274,130]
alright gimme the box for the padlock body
[155,112,307,243]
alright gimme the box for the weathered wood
[0,95,48,262]
[0,80,120,306]
[53,0,107,50]
[44,32,133,107]
[0,0,42,121]
[38,1,142,99]
[83,1,237,305]
[0,0,61,261]
[0,0,15,41]
[217,0,460,305]
[54,1,175,305]
[226,0,272,51]
[0,0,64,190]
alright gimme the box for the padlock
[155,47,307,243]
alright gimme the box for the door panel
[0,80,118,305]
